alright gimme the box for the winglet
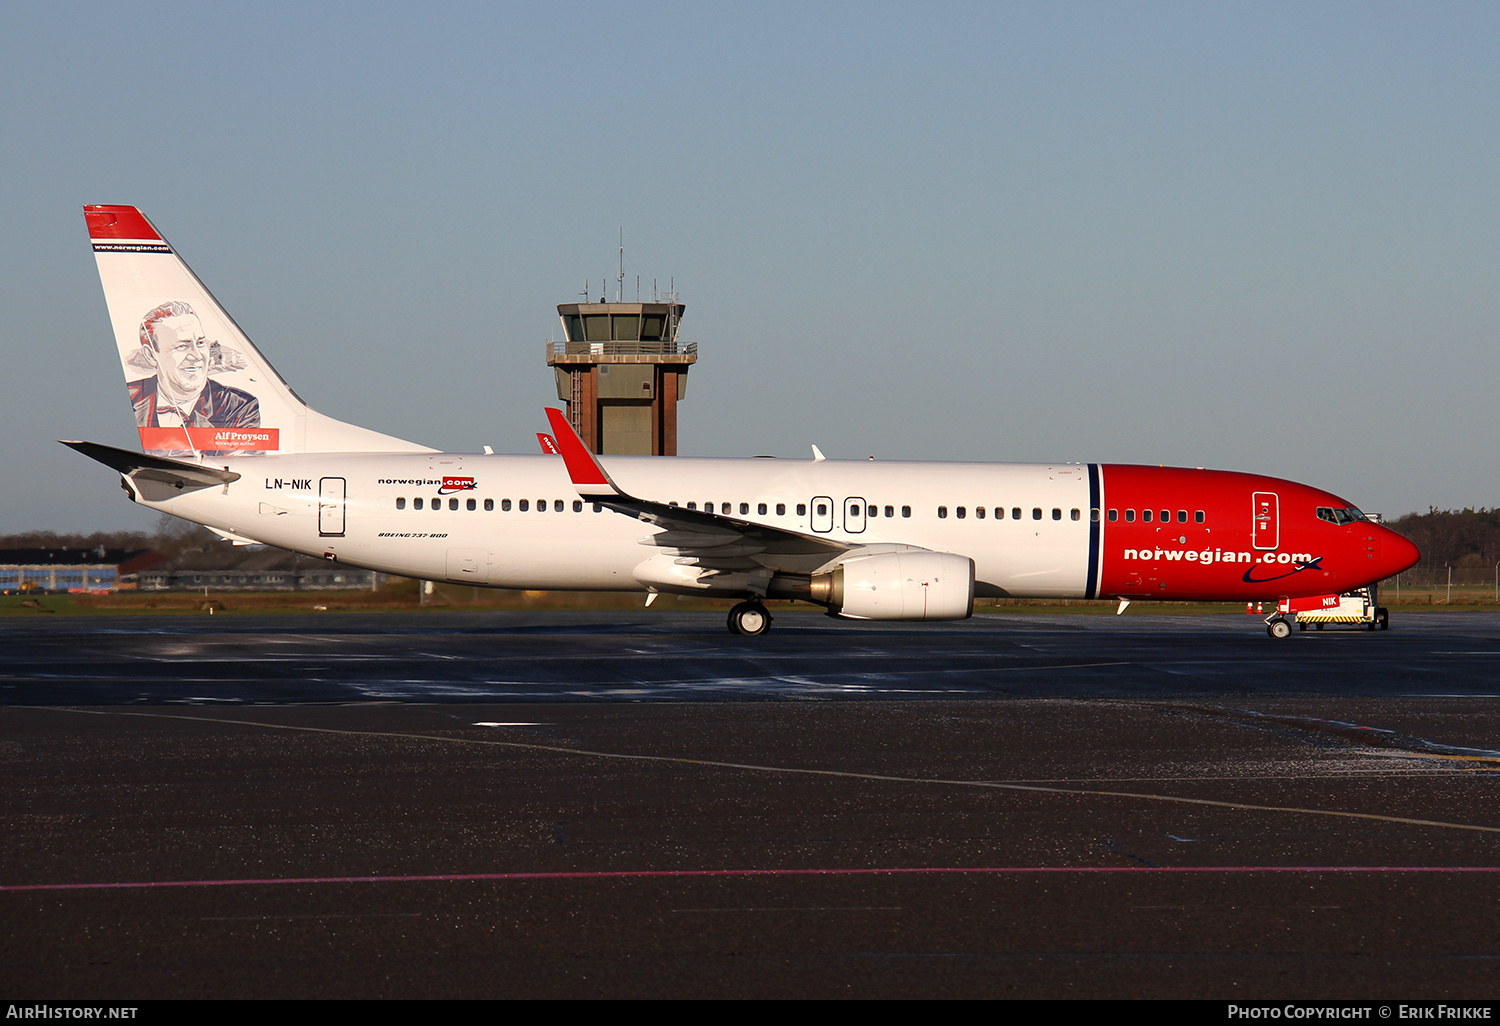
[536,432,560,455]
[544,408,625,498]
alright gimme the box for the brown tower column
[658,369,679,457]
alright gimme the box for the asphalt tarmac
[3,610,1499,999]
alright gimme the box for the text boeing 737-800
[67,205,1419,638]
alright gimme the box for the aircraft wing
[543,409,852,577]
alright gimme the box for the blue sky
[3,1,1496,532]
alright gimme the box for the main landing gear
[727,599,773,637]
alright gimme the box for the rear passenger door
[319,477,346,537]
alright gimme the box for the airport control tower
[546,297,697,455]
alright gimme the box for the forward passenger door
[1252,491,1279,550]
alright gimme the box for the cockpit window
[1316,506,1367,525]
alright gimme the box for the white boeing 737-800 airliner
[68,206,1419,637]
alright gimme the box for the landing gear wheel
[727,600,772,637]
[1377,607,1390,630]
[1267,617,1292,640]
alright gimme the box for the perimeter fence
[1383,565,1500,604]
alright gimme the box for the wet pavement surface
[3,611,1498,998]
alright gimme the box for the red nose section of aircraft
[1377,527,1421,580]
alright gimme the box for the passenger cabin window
[1052,508,1062,521]
[396,497,406,510]
[975,506,985,519]
[467,498,476,511]
[901,506,911,518]
[501,499,511,511]
[1012,507,1022,520]
[1071,508,1081,521]
[485,499,494,511]
[1032,508,1042,520]
[777,503,787,516]
[796,503,806,516]
[758,503,768,515]
[573,500,583,512]
[740,503,749,515]
[1108,509,1117,521]
[1160,510,1170,523]
[1195,510,1204,523]
[414,498,424,510]
[1125,509,1135,522]
[519,499,529,511]
[1177,510,1187,523]
[556,500,565,512]
[938,506,948,519]
[956,507,966,519]
[1142,509,1152,522]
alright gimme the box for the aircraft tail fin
[84,205,434,458]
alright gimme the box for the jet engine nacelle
[810,550,975,621]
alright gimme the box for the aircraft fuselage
[137,451,1413,603]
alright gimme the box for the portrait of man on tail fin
[127,300,261,455]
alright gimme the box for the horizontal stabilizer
[61,440,241,490]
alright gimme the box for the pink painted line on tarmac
[4,865,1500,893]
